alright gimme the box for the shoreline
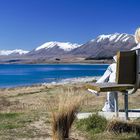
[0,76,100,90]
[44,76,100,85]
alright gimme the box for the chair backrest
[116,50,136,84]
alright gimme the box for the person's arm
[88,65,112,95]
[96,65,112,83]
[131,43,140,50]
[87,89,99,96]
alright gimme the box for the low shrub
[76,114,107,134]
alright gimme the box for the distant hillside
[0,49,29,56]
[26,41,81,58]
[0,33,137,63]
[69,33,136,59]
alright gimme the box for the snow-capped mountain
[96,33,132,43]
[0,49,29,56]
[70,33,136,59]
[35,41,81,51]
[0,33,137,63]
[27,41,81,58]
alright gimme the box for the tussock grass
[106,119,140,136]
[49,88,86,140]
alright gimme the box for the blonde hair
[135,27,140,43]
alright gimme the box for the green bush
[76,114,107,134]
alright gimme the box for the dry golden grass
[0,83,140,139]
[48,89,86,140]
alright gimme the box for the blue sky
[0,0,140,50]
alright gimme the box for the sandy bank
[42,76,100,86]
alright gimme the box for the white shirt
[97,43,140,84]
[131,43,140,50]
[97,63,116,83]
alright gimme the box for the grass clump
[107,119,140,136]
[49,88,86,140]
[76,114,107,135]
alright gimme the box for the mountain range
[0,33,137,63]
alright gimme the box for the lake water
[0,64,108,88]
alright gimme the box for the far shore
[0,58,113,65]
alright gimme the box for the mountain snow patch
[0,49,29,56]
[35,41,81,51]
[96,33,133,43]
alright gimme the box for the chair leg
[114,92,119,117]
[124,91,129,120]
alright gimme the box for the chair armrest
[86,83,134,92]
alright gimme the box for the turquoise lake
[0,64,108,88]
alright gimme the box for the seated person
[88,27,140,112]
